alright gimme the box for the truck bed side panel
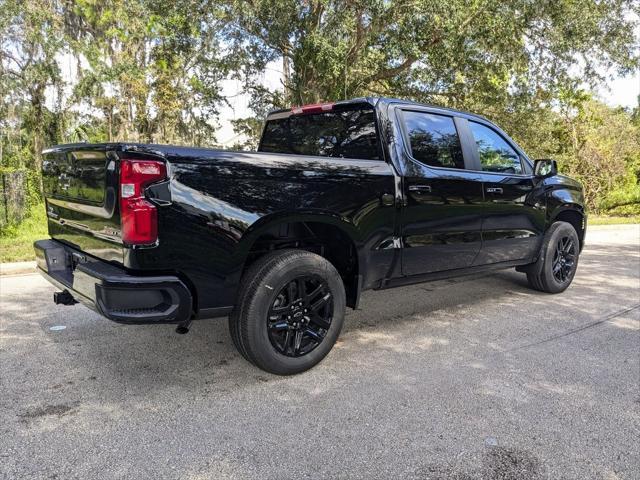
[125,147,397,311]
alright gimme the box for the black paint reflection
[128,147,397,310]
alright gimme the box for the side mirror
[534,159,557,178]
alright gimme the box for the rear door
[463,120,545,264]
[42,145,123,263]
[396,107,484,276]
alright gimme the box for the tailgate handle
[71,252,87,266]
[409,185,432,194]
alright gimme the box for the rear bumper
[34,239,192,324]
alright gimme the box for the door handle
[486,187,503,194]
[409,185,432,194]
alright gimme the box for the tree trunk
[282,54,293,104]
[30,83,46,195]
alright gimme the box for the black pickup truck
[35,97,586,374]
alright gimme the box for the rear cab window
[259,105,381,160]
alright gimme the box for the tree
[66,0,229,145]
[1,0,638,222]
[0,0,65,174]
[556,99,640,213]
[223,0,639,145]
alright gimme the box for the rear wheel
[229,249,345,375]
[526,221,580,293]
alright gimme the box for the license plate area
[44,247,75,286]
[45,247,69,271]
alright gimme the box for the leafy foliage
[0,0,639,222]
[0,202,48,262]
[66,0,230,144]
[223,0,638,105]
[555,99,640,213]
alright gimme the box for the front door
[397,109,485,276]
[464,119,546,264]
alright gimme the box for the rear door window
[260,107,380,160]
[402,111,465,169]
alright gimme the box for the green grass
[0,203,48,263]
[588,215,640,226]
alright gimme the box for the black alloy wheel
[551,235,577,283]
[267,275,333,357]
[229,249,345,375]
[525,220,580,293]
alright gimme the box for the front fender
[545,182,587,251]
[542,174,585,220]
[546,188,586,222]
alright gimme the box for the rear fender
[230,211,365,291]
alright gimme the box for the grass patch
[589,215,640,226]
[0,203,48,263]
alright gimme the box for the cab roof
[266,97,490,123]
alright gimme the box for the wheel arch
[233,212,365,309]
[550,206,586,251]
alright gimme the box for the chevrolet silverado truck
[35,97,586,374]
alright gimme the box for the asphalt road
[1,225,639,480]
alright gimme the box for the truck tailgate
[42,145,123,263]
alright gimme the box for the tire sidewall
[244,253,346,374]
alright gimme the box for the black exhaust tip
[53,290,78,306]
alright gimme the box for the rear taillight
[119,159,167,246]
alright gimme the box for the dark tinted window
[469,121,522,174]
[260,108,380,160]
[403,111,465,169]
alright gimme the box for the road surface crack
[507,303,640,352]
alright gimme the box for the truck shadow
[345,243,639,331]
[331,241,639,367]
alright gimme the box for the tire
[526,221,580,293]
[229,249,346,375]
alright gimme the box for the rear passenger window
[403,111,464,169]
[469,121,522,174]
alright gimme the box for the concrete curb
[0,261,37,276]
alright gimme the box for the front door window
[468,121,522,174]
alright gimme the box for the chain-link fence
[0,170,27,228]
